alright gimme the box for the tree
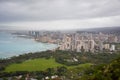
[57,66,67,76]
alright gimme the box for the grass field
[5,58,92,72]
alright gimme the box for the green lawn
[5,58,92,72]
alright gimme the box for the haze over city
[0,0,120,30]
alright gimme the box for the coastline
[0,32,58,59]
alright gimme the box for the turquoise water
[0,31,57,58]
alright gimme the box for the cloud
[0,0,120,30]
[0,0,120,21]
[0,15,120,30]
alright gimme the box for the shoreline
[0,33,58,59]
[13,33,59,44]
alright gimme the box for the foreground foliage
[0,50,119,71]
[80,56,120,80]
[0,50,120,80]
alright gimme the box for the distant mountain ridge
[77,26,120,35]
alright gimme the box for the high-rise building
[59,33,95,52]
[110,45,115,51]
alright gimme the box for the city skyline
[0,0,120,30]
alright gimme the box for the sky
[0,0,120,30]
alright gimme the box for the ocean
[0,31,58,58]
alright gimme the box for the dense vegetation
[0,50,119,70]
[0,50,119,71]
[0,66,67,80]
[54,51,120,65]
[0,50,120,79]
[80,56,120,80]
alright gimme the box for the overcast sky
[0,0,120,30]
